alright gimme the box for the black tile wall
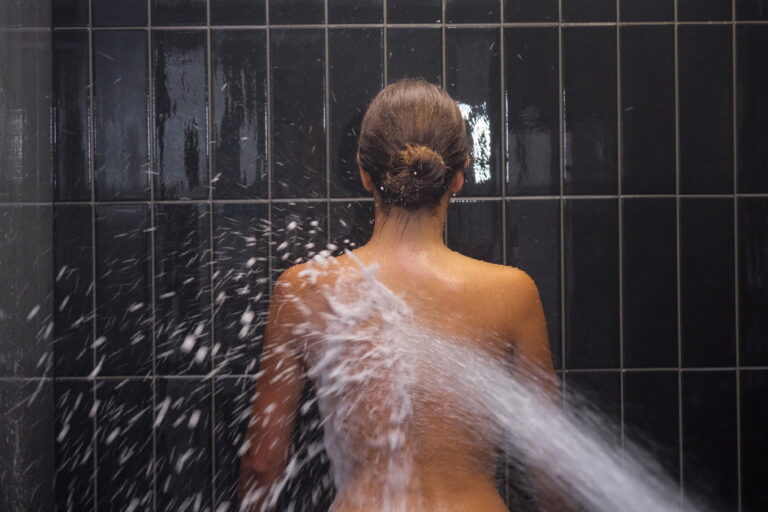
[737,25,768,193]
[738,0,768,19]
[212,0,265,25]
[328,0,382,23]
[504,0,558,22]
[153,0,207,25]
[271,0,324,24]
[446,0,499,23]
[620,0,674,21]
[53,0,87,26]
[447,199,503,264]
[54,380,94,511]
[93,0,147,26]
[739,198,768,366]
[387,27,442,85]
[741,370,768,512]
[388,0,441,24]
[562,0,616,22]
[678,0,733,21]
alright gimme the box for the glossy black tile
[620,0,673,21]
[682,371,738,511]
[212,0,266,25]
[387,27,442,86]
[330,201,375,254]
[152,0,206,25]
[678,0,733,21]
[53,30,90,202]
[95,204,152,376]
[153,30,208,200]
[54,380,94,512]
[565,371,621,441]
[621,26,675,195]
[741,370,768,512]
[504,0,558,22]
[212,29,268,199]
[506,199,562,368]
[96,379,154,511]
[93,0,147,26]
[680,199,735,368]
[270,0,324,24]
[270,202,327,278]
[155,204,211,375]
[446,28,502,197]
[388,0,441,23]
[737,25,768,193]
[622,198,677,368]
[155,378,212,510]
[738,0,768,18]
[564,199,620,369]
[447,200,503,264]
[505,27,559,196]
[53,0,88,26]
[738,198,768,366]
[212,203,270,375]
[329,0,383,23]
[93,30,149,201]
[562,27,618,195]
[679,25,733,194]
[53,205,93,377]
[446,0,499,22]
[624,372,679,481]
[329,28,384,198]
[562,0,616,22]
[271,29,326,199]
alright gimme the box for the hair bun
[380,143,448,208]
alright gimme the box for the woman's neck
[365,204,448,253]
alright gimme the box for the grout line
[615,0,625,448]
[732,2,742,509]
[324,0,331,243]
[383,0,388,85]
[558,0,566,395]
[441,0,448,244]
[265,0,274,294]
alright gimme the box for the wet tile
[387,27,442,86]
[620,26,675,195]
[330,201,375,254]
[563,199,619,369]
[270,29,326,199]
[680,199,735,368]
[93,30,149,201]
[562,0,616,22]
[53,30,90,202]
[95,204,152,376]
[741,370,768,512]
[738,0,768,18]
[54,205,93,377]
[737,25,768,193]
[624,372,679,482]
[212,203,270,375]
[96,379,154,511]
[153,30,209,200]
[152,0,206,25]
[678,0,732,21]
[155,379,213,510]
[738,198,768,366]
[53,0,89,26]
[682,371,738,511]
[329,0,383,23]
[620,0,673,21]
[446,0,499,22]
[504,0,558,22]
[54,380,94,511]
[270,202,328,279]
[155,204,211,375]
[329,28,384,198]
[270,0,324,24]
[388,0,441,23]
[562,27,618,195]
[506,199,562,368]
[565,371,621,442]
[447,200,503,264]
[446,28,502,197]
[505,27,559,196]
[93,0,147,26]
[212,29,268,199]
[679,25,733,194]
[622,198,677,368]
[212,0,266,25]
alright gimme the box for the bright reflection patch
[457,101,491,185]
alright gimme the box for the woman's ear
[358,164,375,192]
[450,169,465,195]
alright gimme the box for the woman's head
[356,78,471,211]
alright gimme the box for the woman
[238,78,558,511]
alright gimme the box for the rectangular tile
[504,0,558,22]
[387,27,442,86]
[152,0,206,25]
[741,370,768,512]
[329,28,384,198]
[562,27,618,195]
[329,0,383,23]
[330,201,375,253]
[155,204,211,375]
[679,25,733,194]
[211,0,266,25]
[620,26,676,195]
[620,0,673,21]
[212,203,270,375]
[270,29,326,199]
[93,0,147,26]
[678,0,733,21]
[53,0,88,26]
[93,30,149,201]
[565,371,622,442]
[738,198,768,366]
[95,204,152,376]
[270,0,324,24]
[53,30,90,202]
[562,0,616,22]
[738,0,768,19]
[564,199,620,369]
[737,25,768,193]
[212,29,268,199]
[447,200,503,264]
[446,0,499,22]
[682,371,738,511]
[54,380,94,511]
[270,202,328,279]
[505,27,559,196]
[622,198,677,368]
[388,0,441,23]
[680,198,735,367]
[153,30,208,200]
[506,199,562,369]
[446,28,502,197]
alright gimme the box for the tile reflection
[387,27,442,86]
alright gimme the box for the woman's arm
[238,267,305,512]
